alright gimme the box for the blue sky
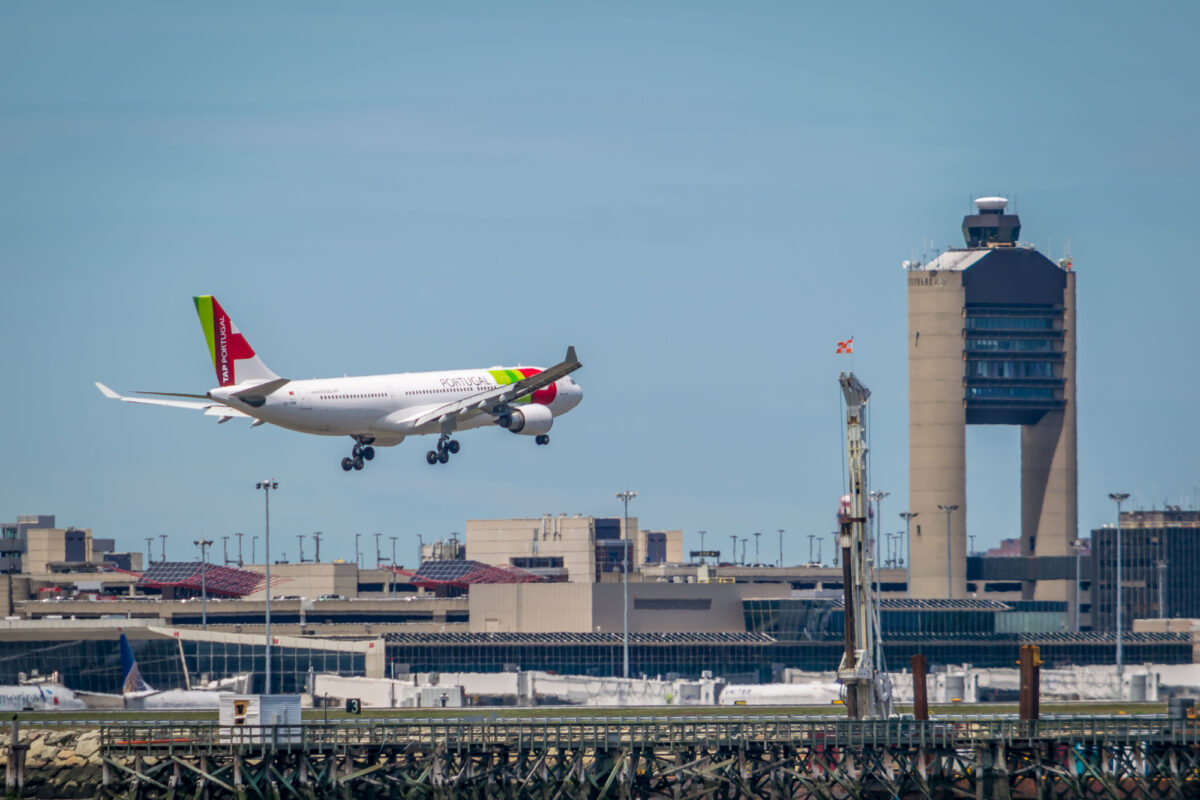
[2,3,1197,567]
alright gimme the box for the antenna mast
[836,372,893,719]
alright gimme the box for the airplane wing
[411,346,581,429]
[95,383,252,421]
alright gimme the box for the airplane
[97,296,583,471]
[0,681,85,711]
[118,633,234,710]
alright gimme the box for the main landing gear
[341,439,376,472]
[426,435,460,466]
[535,434,550,446]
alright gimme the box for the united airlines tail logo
[122,662,150,694]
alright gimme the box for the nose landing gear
[426,435,460,465]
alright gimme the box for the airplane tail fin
[120,633,152,694]
[193,296,280,387]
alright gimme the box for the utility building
[907,198,1077,603]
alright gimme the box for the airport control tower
[907,198,1077,601]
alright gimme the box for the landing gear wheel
[341,457,354,471]
[536,434,550,445]
[362,446,375,461]
[437,449,450,465]
[426,450,438,465]
[353,455,365,470]
[447,440,460,454]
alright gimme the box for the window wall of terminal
[0,638,366,694]
[184,641,365,693]
[0,639,184,693]
[741,599,1071,640]
[382,638,1192,682]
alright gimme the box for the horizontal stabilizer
[97,382,249,419]
[232,378,290,398]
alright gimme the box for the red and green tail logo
[193,296,276,387]
[488,368,557,405]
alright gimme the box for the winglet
[566,345,579,365]
[95,382,122,400]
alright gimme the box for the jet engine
[496,404,554,435]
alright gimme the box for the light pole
[256,479,278,694]
[729,535,737,566]
[159,534,167,563]
[1158,560,1168,619]
[937,505,958,599]
[698,530,706,563]
[374,533,382,567]
[739,538,748,566]
[390,536,398,596]
[193,539,213,629]
[753,532,761,566]
[1109,491,1130,678]
[221,536,230,566]
[297,534,305,563]
[236,532,244,566]
[615,490,638,679]
[417,534,424,566]
[808,534,816,564]
[313,532,322,563]
[777,529,784,567]
[355,534,362,569]
[252,536,258,564]
[145,538,153,565]
[968,534,976,556]
[870,490,889,601]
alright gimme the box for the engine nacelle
[496,404,554,435]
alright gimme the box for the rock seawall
[1,728,105,798]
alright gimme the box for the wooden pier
[92,715,1200,799]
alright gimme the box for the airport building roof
[136,561,266,597]
[404,559,542,589]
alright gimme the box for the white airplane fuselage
[210,368,584,445]
[98,296,583,469]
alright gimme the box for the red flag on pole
[836,337,853,354]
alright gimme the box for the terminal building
[1092,508,1200,631]
[3,505,1196,688]
[906,198,1077,606]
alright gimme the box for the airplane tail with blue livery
[120,633,152,694]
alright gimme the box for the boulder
[46,730,71,746]
[74,735,100,760]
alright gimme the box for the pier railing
[100,714,1200,755]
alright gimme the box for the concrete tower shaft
[907,268,968,599]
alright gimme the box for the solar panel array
[137,561,265,597]
[383,631,776,644]
[411,559,542,587]
[1017,631,1190,644]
